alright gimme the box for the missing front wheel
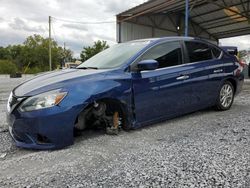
[75,101,123,135]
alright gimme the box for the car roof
[128,36,223,50]
[129,36,195,43]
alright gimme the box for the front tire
[215,81,234,111]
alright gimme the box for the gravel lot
[0,75,249,187]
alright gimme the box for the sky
[0,0,249,58]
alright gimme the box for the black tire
[215,81,235,111]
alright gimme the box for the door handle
[213,69,223,73]
[176,75,189,80]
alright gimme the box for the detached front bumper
[7,104,84,150]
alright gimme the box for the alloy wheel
[219,84,233,108]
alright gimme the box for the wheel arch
[74,97,132,130]
[225,77,237,94]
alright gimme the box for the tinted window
[211,47,221,58]
[185,42,213,63]
[140,41,182,69]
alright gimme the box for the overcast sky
[0,0,249,58]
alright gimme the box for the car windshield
[77,41,150,69]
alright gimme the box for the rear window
[185,41,213,63]
[211,47,221,58]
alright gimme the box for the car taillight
[234,60,243,76]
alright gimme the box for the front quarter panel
[63,69,134,128]
[64,70,132,109]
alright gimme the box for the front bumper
[7,104,84,150]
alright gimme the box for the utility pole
[63,42,66,66]
[185,0,189,37]
[49,16,52,71]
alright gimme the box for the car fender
[63,77,134,128]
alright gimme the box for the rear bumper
[7,104,84,150]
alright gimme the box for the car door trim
[213,69,223,73]
[176,75,190,80]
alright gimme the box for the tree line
[0,34,109,74]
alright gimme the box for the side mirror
[137,60,158,71]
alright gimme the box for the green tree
[80,40,109,62]
[23,34,73,71]
[0,46,10,59]
[0,60,18,74]
[0,34,73,74]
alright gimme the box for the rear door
[183,41,224,107]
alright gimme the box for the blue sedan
[7,37,244,149]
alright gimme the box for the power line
[48,16,116,59]
[51,16,115,25]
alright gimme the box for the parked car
[7,37,244,149]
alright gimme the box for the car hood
[14,69,109,97]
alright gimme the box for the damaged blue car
[7,37,244,149]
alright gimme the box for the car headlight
[7,92,13,113]
[19,89,67,112]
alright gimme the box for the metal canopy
[117,0,250,42]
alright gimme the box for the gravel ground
[0,75,249,187]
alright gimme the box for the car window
[185,41,213,63]
[139,41,182,69]
[211,46,222,58]
[77,41,150,69]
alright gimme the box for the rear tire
[215,81,234,111]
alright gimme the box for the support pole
[185,0,189,37]
[117,21,121,43]
[63,42,66,64]
[49,16,52,71]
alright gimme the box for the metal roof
[117,0,250,39]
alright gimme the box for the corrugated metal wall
[118,14,218,44]
[119,22,178,41]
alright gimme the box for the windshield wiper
[77,66,98,70]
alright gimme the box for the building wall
[117,14,218,44]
